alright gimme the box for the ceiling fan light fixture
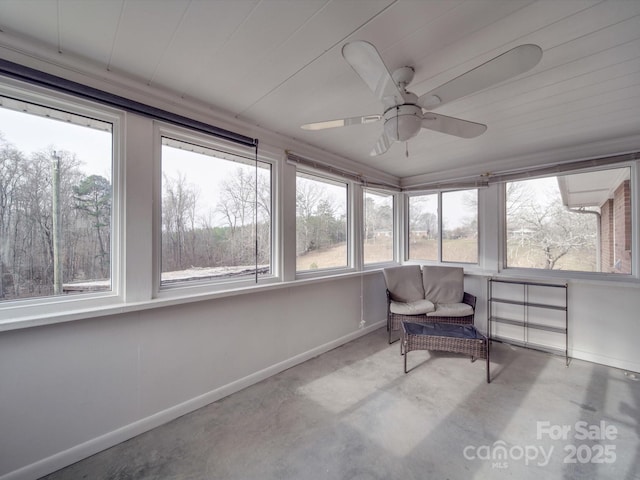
[383,105,422,141]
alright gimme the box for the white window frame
[362,187,397,267]
[500,162,637,281]
[294,167,354,278]
[406,189,479,265]
[153,123,277,298]
[441,189,479,265]
[406,192,439,263]
[0,77,124,323]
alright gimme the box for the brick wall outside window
[599,180,631,274]
[600,199,614,271]
[613,180,631,273]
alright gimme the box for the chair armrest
[463,292,476,309]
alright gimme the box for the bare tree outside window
[506,168,631,274]
[408,190,478,263]
[296,173,347,271]
[160,138,271,286]
[442,189,478,263]
[0,104,112,301]
[408,194,438,261]
[363,189,394,264]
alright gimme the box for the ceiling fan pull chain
[406,142,409,158]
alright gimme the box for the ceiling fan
[301,41,542,156]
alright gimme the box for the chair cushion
[390,299,435,315]
[383,265,425,303]
[427,302,474,317]
[422,266,464,304]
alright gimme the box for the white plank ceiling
[0,0,639,181]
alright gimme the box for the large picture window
[363,189,394,264]
[0,96,113,302]
[505,167,631,274]
[408,189,478,264]
[296,172,348,271]
[160,135,271,286]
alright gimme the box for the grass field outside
[297,237,597,272]
[296,237,395,271]
[297,243,348,271]
[507,244,597,271]
[408,237,478,263]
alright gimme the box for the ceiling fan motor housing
[383,104,422,141]
[392,66,415,88]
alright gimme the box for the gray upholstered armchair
[383,265,476,343]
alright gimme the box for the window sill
[0,270,382,333]
[465,268,640,288]
[400,263,640,288]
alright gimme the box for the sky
[162,143,267,227]
[410,190,476,230]
[0,107,112,179]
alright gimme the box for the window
[408,189,478,264]
[442,189,478,263]
[296,172,348,271]
[363,189,394,264]
[408,194,438,261]
[0,95,113,302]
[160,135,271,287]
[505,167,631,274]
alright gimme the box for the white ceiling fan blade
[370,131,394,156]
[421,113,487,138]
[342,41,405,106]
[301,114,381,130]
[418,44,543,109]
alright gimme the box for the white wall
[566,280,640,371]
[0,274,388,479]
[465,273,640,373]
[3,263,639,480]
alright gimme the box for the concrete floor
[41,327,640,480]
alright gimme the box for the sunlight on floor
[344,391,438,457]
[297,346,487,457]
[296,348,394,414]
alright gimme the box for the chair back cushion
[422,266,464,304]
[383,265,425,303]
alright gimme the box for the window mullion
[438,192,443,263]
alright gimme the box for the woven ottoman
[401,321,490,383]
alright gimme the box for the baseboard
[570,348,640,374]
[1,320,385,480]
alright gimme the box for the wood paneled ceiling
[0,0,639,182]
